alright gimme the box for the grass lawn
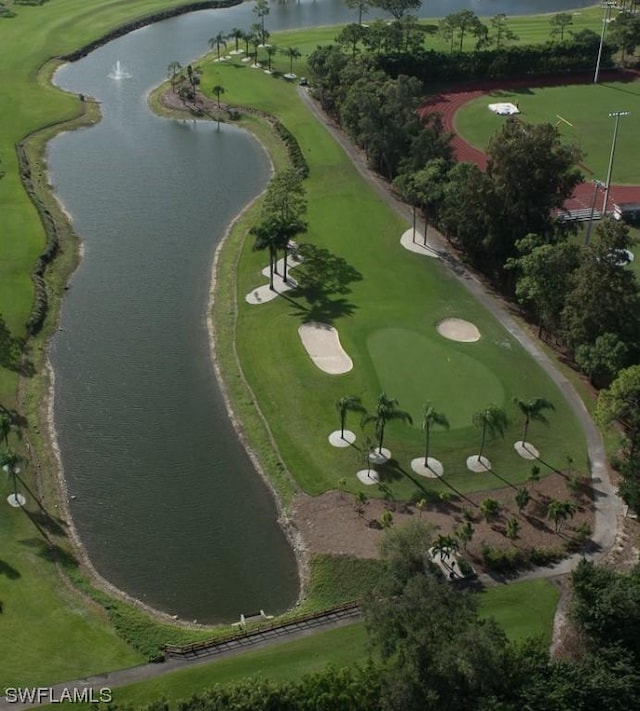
[479,578,560,645]
[454,79,640,184]
[208,56,586,502]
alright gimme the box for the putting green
[367,328,504,430]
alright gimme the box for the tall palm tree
[212,85,225,109]
[228,27,244,52]
[251,219,281,291]
[284,47,301,75]
[243,30,253,56]
[362,393,412,454]
[265,44,278,71]
[421,403,449,468]
[513,396,555,444]
[208,32,228,61]
[472,405,508,462]
[335,396,366,439]
[167,60,182,92]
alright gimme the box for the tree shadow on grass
[14,473,68,535]
[289,244,362,325]
[0,560,20,579]
[488,466,517,490]
[20,537,78,570]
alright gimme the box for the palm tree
[208,32,228,61]
[335,396,366,439]
[515,486,530,512]
[472,405,508,463]
[284,47,301,75]
[362,393,412,454]
[421,403,449,469]
[513,396,555,444]
[455,521,474,551]
[251,218,281,291]
[432,533,459,563]
[167,60,182,92]
[265,44,278,72]
[212,85,225,109]
[243,30,253,56]
[228,27,244,52]
[547,499,577,533]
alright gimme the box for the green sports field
[455,79,640,184]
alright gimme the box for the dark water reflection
[49,0,594,622]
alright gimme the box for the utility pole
[603,111,630,215]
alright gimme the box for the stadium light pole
[585,179,606,245]
[602,110,630,215]
[594,1,617,84]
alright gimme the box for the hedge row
[272,119,309,179]
[15,144,59,335]
[377,37,614,84]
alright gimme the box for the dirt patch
[292,471,594,571]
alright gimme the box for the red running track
[422,71,640,213]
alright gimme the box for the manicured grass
[455,80,640,184]
[57,624,370,710]
[479,578,560,645]
[208,57,586,503]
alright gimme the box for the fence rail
[164,600,362,659]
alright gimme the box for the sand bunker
[400,228,439,258]
[437,318,481,343]
[298,322,353,375]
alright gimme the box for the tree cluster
[596,364,640,511]
[508,219,640,388]
[251,169,307,290]
[308,52,453,181]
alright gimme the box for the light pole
[594,1,617,84]
[585,179,606,245]
[603,110,630,215]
